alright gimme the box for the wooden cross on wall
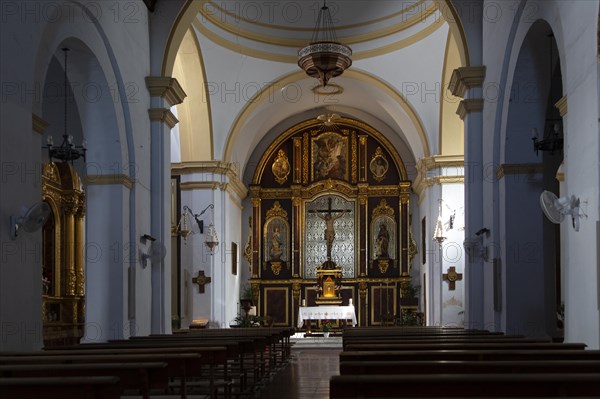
[442,266,463,290]
[192,270,211,294]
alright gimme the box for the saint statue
[375,222,390,259]
[269,226,284,261]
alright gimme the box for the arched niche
[501,20,563,339]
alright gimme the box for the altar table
[297,305,357,329]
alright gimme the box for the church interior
[1,0,600,397]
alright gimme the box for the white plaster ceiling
[189,0,449,172]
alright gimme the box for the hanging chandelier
[44,48,87,163]
[298,1,352,87]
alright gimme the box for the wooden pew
[122,327,294,392]
[0,362,168,399]
[52,341,243,397]
[0,376,122,399]
[0,352,205,398]
[339,349,600,362]
[342,337,552,349]
[339,359,600,375]
[343,342,587,351]
[335,327,599,397]
[329,373,600,397]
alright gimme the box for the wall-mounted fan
[540,190,584,231]
[10,202,51,239]
[141,240,167,267]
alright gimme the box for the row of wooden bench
[330,327,600,398]
[0,326,294,399]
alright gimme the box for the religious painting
[271,149,290,185]
[369,147,389,182]
[311,133,348,181]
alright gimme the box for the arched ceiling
[170,0,464,178]
[195,0,441,61]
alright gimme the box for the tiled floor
[257,348,341,399]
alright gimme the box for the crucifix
[192,270,211,294]
[442,266,463,290]
[309,197,351,260]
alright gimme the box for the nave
[2,326,600,398]
[257,348,339,399]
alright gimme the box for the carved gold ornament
[266,201,288,220]
[369,147,389,182]
[372,198,395,218]
[272,149,291,184]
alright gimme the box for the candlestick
[302,299,306,307]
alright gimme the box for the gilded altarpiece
[249,118,414,327]
[41,162,86,346]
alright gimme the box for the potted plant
[240,283,254,315]
[321,320,334,337]
[231,314,264,328]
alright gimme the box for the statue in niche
[269,226,284,261]
[375,222,390,259]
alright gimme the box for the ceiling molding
[448,66,486,98]
[172,160,234,175]
[83,174,135,189]
[202,0,429,33]
[223,68,432,165]
[148,108,179,129]
[173,161,248,200]
[146,76,187,106]
[496,163,544,180]
[198,1,437,47]
[456,98,483,120]
[192,10,445,62]
[417,155,464,172]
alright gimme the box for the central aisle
[258,348,341,399]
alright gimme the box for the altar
[297,305,357,329]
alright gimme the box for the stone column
[146,76,187,334]
[449,65,486,329]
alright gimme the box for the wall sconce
[532,124,563,155]
[174,204,219,252]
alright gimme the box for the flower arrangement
[321,320,335,332]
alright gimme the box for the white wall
[480,0,600,346]
[0,0,161,348]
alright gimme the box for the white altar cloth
[297,305,357,328]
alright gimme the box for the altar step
[302,331,343,338]
[290,334,343,349]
